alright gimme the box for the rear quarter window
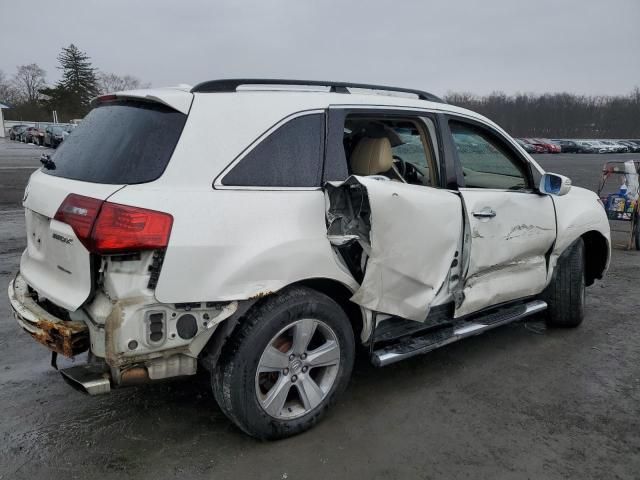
[44,100,187,184]
[221,113,324,188]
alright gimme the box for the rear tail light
[54,194,173,254]
[54,194,103,251]
[93,202,173,253]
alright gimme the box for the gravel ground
[0,138,639,479]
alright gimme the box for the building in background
[0,103,10,137]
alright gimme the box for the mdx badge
[52,233,73,245]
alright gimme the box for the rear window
[44,100,187,184]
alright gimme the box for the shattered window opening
[336,114,439,187]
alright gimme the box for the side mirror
[539,172,572,196]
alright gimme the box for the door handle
[472,208,496,218]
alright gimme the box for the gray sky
[1,0,639,96]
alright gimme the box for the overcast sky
[1,0,639,97]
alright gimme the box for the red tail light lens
[54,194,173,254]
[54,194,103,251]
[92,202,173,254]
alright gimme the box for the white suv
[8,79,610,439]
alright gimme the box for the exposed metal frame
[191,78,445,103]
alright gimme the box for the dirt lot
[1,139,639,479]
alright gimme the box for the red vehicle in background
[531,138,561,153]
[30,124,48,146]
[522,138,548,153]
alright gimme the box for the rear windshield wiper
[40,154,56,170]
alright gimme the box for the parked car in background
[516,138,537,153]
[35,124,52,145]
[532,138,561,153]
[8,125,28,140]
[552,139,581,153]
[44,125,66,148]
[26,125,47,145]
[575,141,596,153]
[625,140,640,152]
[523,138,550,153]
[19,127,38,143]
[601,140,627,153]
[616,141,636,152]
[593,140,617,153]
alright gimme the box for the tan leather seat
[350,137,406,182]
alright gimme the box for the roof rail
[190,79,445,103]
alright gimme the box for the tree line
[2,46,639,137]
[445,89,640,138]
[0,44,149,123]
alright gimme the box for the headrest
[350,137,393,176]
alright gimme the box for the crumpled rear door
[325,176,463,321]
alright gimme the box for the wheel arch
[200,278,367,371]
[582,230,610,286]
[291,278,365,343]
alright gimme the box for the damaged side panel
[326,176,463,322]
[456,190,556,316]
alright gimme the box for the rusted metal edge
[9,275,90,357]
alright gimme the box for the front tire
[543,238,585,327]
[212,287,355,440]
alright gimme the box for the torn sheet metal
[326,176,463,321]
[9,275,89,357]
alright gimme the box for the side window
[450,121,530,190]
[222,113,324,187]
[340,115,439,187]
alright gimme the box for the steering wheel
[392,155,408,178]
[393,155,427,184]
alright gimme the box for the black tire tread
[543,238,585,327]
[212,286,354,439]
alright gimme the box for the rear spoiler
[90,86,194,115]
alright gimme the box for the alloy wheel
[255,318,341,420]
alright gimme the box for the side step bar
[372,300,547,367]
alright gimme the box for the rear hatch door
[20,97,188,311]
[21,172,122,311]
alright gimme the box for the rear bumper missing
[8,274,89,357]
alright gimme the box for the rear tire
[543,238,585,328]
[212,287,355,440]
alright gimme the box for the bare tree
[0,70,20,104]
[97,72,150,94]
[12,64,46,103]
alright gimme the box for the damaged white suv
[9,79,610,439]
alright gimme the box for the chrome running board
[372,300,547,367]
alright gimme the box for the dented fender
[548,186,611,281]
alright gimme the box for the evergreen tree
[47,44,99,119]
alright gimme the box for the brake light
[54,194,103,251]
[54,194,173,254]
[92,202,173,253]
[97,94,118,103]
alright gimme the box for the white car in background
[8,79,610,439]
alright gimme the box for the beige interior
[350,137,394,176]
[350,137,407,182]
